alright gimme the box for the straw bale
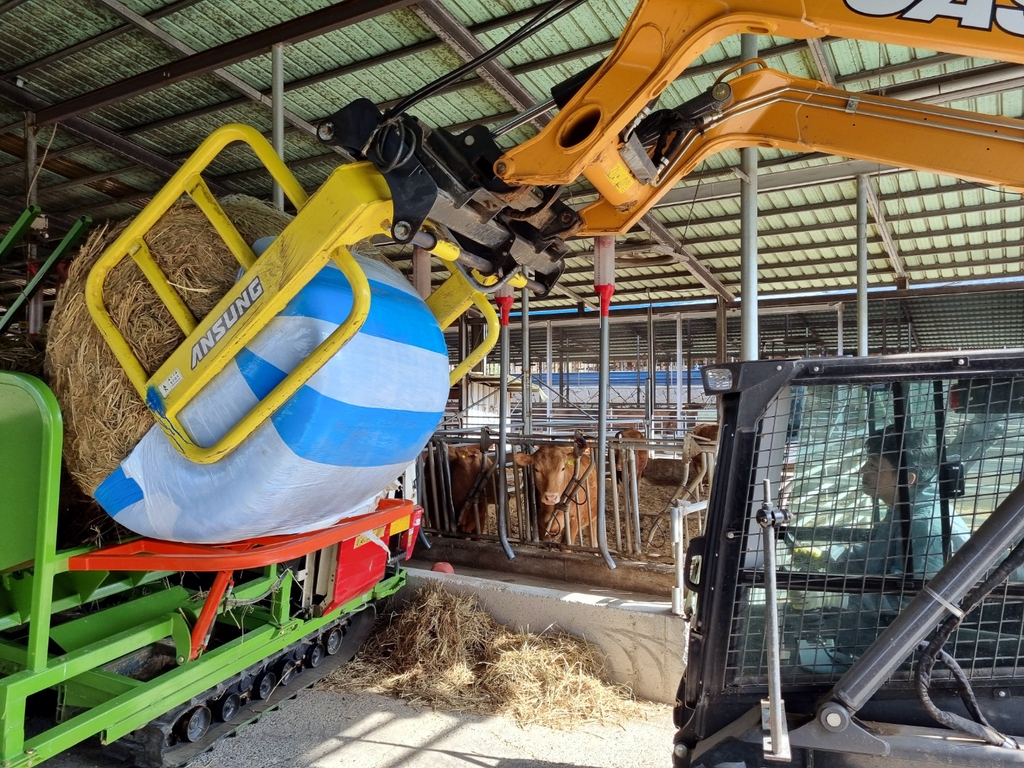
[321,584,643,728]
[45,196,293,496]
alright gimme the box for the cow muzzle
[541,492,561,505]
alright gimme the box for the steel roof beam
[412,0,549,128]
[877,62,1024,104]
[653,185,1023,232]
[836,53,967,86]
[558,241,1021,286]
[0,0,27,15]
[114,32,808,147]
[115,6,572,136]
[637,215,735,302]
[620,212,1022,250]
[31,0,419,128]
[864,179,907,283]
[0,78,229,195]
[92,0,348,157]
[806,39,837,87]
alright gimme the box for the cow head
[448,444,483,467]
[514,446,576,506]
[514,445,591,541]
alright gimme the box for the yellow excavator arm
[497,0,1024,208]
[317,0,1024,293]
[578,62,1024,235]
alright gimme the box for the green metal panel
[58,670,142,717]
[0,571,404,767]
[0,216,91,335]
[0,207,41,265]
[48,587,191,653]
[0,374,61,575]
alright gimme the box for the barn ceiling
[1,0,1023,354]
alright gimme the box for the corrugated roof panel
[830,40,950,85]
[129,102,272,157]
[46,145,141,174]
[23,28,177,104]
[226,8,435,93]
[1,0,122,72]
[476,0,628,60]
[158,0,333,51]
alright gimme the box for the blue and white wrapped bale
[95,255,449,544]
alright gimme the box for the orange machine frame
[494,0,1024,228]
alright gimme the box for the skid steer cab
[676,350,1024,768]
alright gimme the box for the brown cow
[614,427,649,482]
[514,445,599,545]
[448,445,496,534]
[684,423,720,497]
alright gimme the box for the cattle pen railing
[416,428,718,571]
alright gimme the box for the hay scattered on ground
[320,584,643,728]
[0,330,46,377]
[45,196,292,495]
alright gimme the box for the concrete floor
[186,689,675,768]
[47,688,675,768]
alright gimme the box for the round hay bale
[45,196,293,496]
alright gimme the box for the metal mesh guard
[728,376,1024,687]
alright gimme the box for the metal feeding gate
[417,426,718,567]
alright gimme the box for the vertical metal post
[628,448,641,555]
[458,315,469,416]
[636,335,642,405]
[687,337,694,408]
[671,501,684,616]
[546,320,553,431]
[857,174,869,356]
[594,236,618,570]
[757,479,791,761]
[496,286,516,560]
[836,303,844,356]
[609,446,622,552]
[271,44,286,211]
[716,298,728,364]
[521,284,532,437]
[675,314,683,427]
[412,246,431,300]
[24,114,42,335]
[560,332,568,406]
[740,33,759,362]
[646,304,655,429]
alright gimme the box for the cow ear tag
[566,458,575,467]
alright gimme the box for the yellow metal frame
[426,262,500,384]
[86,126,384,464]
[87,123,498,463]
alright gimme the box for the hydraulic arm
[497,0,1024,201]
[321,0,1024,290]
[580,63,1024,235]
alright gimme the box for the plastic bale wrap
[94,255,450,543]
